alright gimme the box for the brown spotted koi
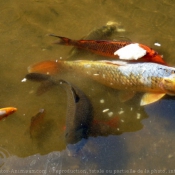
[28,60,175,105]
[50,34,166,65]
[28,59,175,106]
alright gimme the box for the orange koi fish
[0,107,17,120]
[50,34,166,65]
[28,60,175,105]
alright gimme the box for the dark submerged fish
[26,73,51,82]
[30,109,45,138]
[25,73,93,155]
[64,21,120,59]
[59,79,93,156]
[82,21,119,40]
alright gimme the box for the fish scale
[73,40,128,55]
[60,60,175,93]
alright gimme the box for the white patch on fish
[140,76,151,87]
[114,43,146,60]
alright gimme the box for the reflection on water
[1,0,175,174]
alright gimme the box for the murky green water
[1,0,175,174]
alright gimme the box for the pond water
[1,0,175,174]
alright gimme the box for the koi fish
[82,21,119,40]
[30,109,45,138]
[50,34,166,65]
[59,79,93,156]
[25,73,121,135]
[28,60,175,106]
[67,21,121,59]
[0,107,17,120]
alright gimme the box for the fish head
[9,107,17,114]
[4,107,17,116]
[160,74,175,95]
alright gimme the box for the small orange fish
[50,35,166,65]
[0,107,17,120]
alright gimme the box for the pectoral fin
[140,93,166,106]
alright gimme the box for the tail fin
[28,60,61,75]
[49,34,72,45]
